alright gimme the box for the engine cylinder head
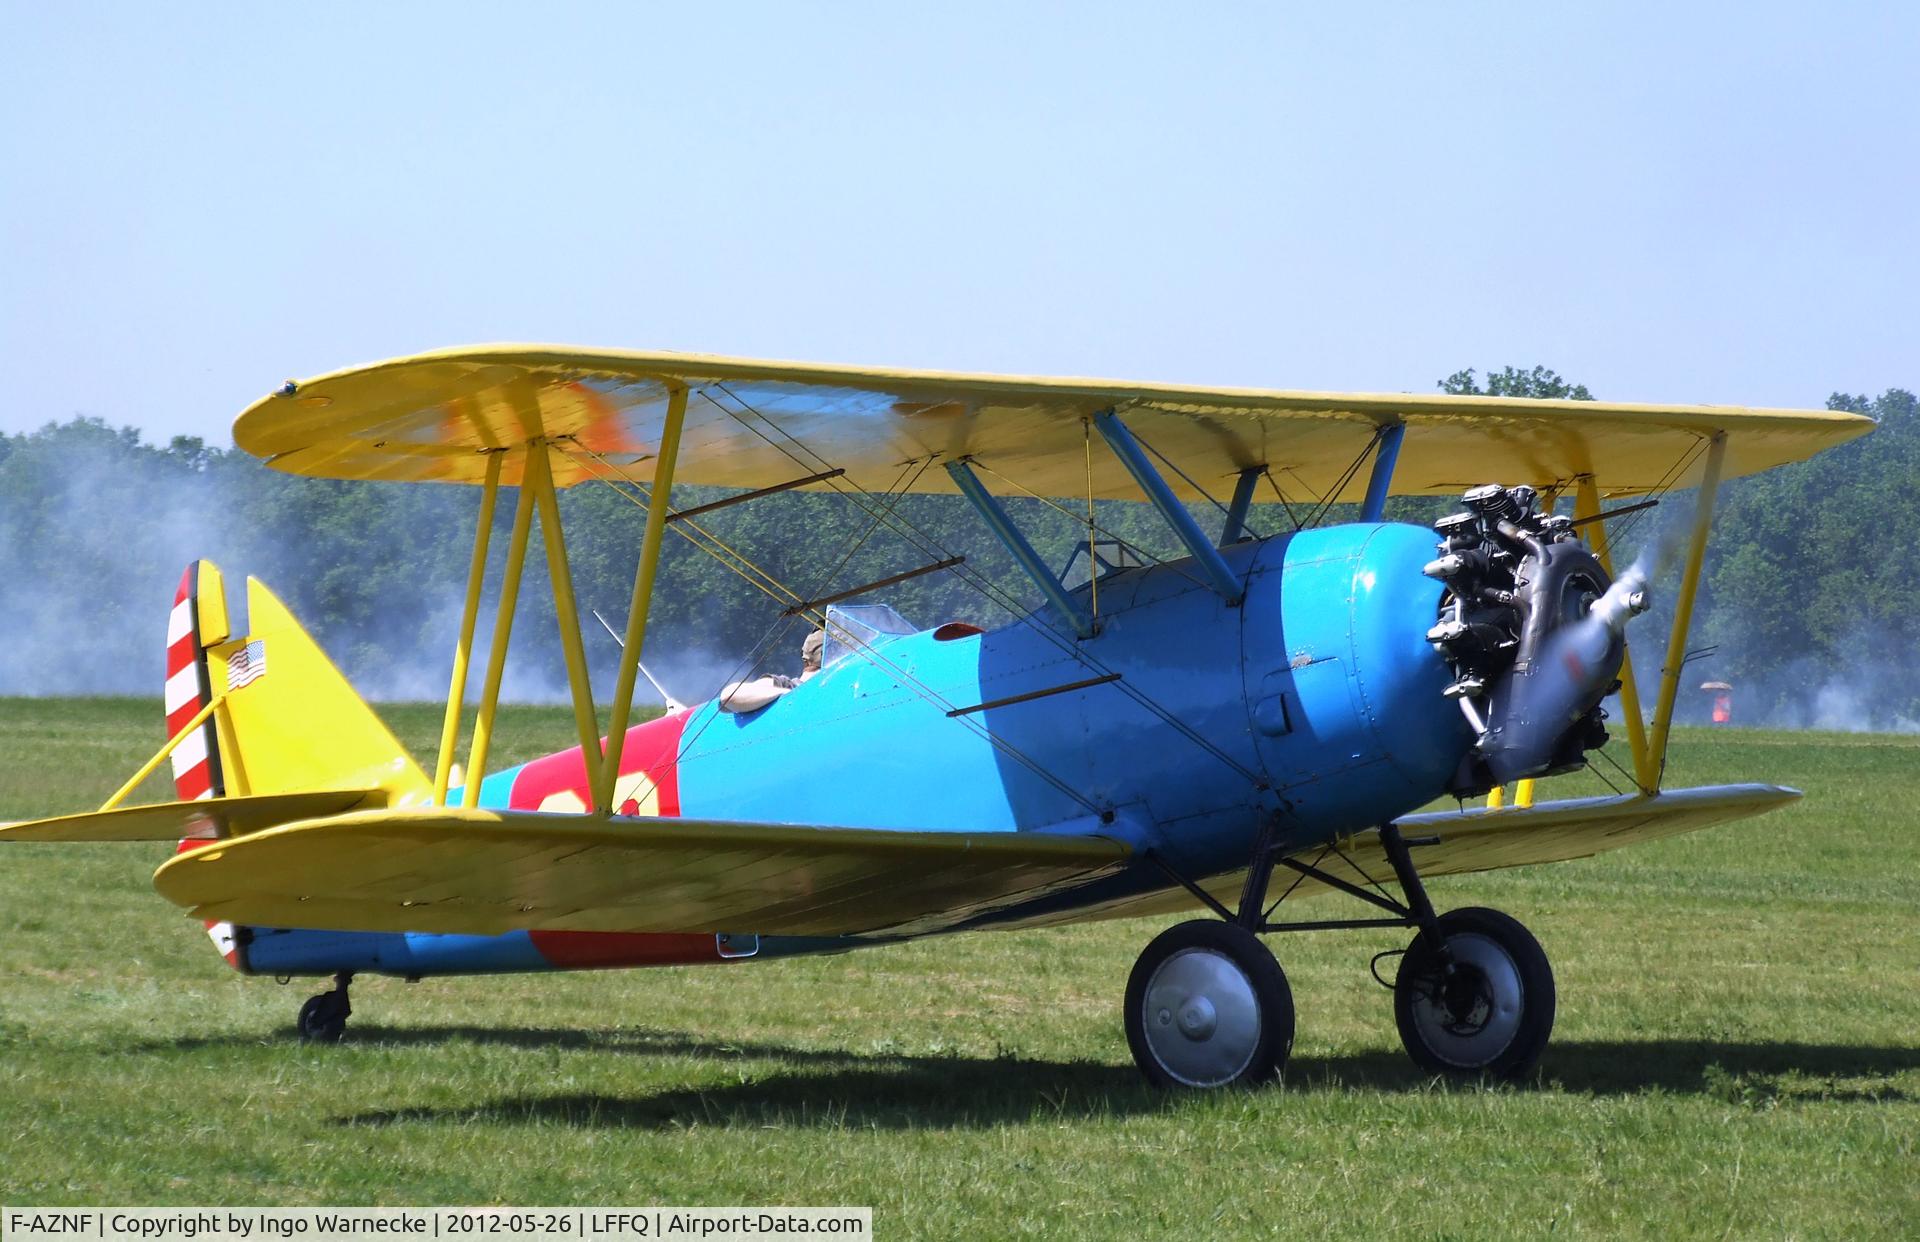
[1462,483,1520,520]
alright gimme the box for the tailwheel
[1125,920,1294,1089]
[1394,907,1553,1080]
[296,973,352,1043]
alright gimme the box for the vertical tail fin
[163,563,430,972]
[206,577,429,801]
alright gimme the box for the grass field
[1,696,1915,1238]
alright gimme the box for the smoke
[1805,680,1920,734]
[1604,577,1920,735]
[0,424,570,706]
[326,596,575,706]
[0,423,807,717]
[1698,633,1920,734]
[0,428,227,697]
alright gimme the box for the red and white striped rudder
[165,561,243,969]
[165,562,226,803]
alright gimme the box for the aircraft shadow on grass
[169,1026,1914,1130]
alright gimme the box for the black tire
[1125,920,1295,1089]
[1394,906,1553,1080]
[297,991,349,1043]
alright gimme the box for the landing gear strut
[296,972,352,1042]
[1133,822,1555,1087]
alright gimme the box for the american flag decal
[226,639,267,690]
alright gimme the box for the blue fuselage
[679,520,1465,866]
[246,521,1472,976]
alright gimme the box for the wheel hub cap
[1142,948,1261,1087]
[1175,996,1218,1040]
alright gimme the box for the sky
[3,4,1915,443]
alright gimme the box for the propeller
[1478,547,1653,784]
[1426,483,1685,794]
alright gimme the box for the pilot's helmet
[801,628,825,671]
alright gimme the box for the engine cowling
[1424,484,1649,795]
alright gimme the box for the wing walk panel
[235,347,1873,500]
[151,809,1132,938]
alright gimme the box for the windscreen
[822,603,919,668]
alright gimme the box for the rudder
[165,561,229,806]
[163,562,430,972]
[166,560,242,967]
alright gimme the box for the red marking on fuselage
[526,930,721,968]
[508,710,720,968]
[507,709,687,815]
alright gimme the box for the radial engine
[1423,484,1652,796]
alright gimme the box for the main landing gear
[1133,823,1555,1088]
[1126,920,1294,1088]
[296,972,353,1042]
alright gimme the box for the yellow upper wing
[152,808,1130,938]
[235,346,1872,500]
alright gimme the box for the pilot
[718,628,824,714]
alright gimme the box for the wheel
[1125,920,1295,1089]
[296,990,349,1043]
[1394,906,1554,1080]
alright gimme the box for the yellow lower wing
[0,790,385,843]
[152,809,1131,937]
[1309,781,1802,895]
[1001,783,1803,928]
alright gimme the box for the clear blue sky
[4,4,1914,441]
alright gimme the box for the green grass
[2,697,1916,1238]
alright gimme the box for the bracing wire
[966,458,1172,572]
[590,440,1103,814]
[1593,435,1708,567]
[1130,421,1258,540]
[567,446,818,619]
[702,385,1254,778]
[703,383,1267,787]
[1591,746,1635,795]
[1263,842,1331,920]
[1327,837,1398,906]
[1585,758,1626,797]
[1299,426,1388,529]
[1261,469,1304,531]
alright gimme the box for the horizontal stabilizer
[0,790,384,843]
[152,809,1131,937]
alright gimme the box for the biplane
[1,347,1871,1088]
